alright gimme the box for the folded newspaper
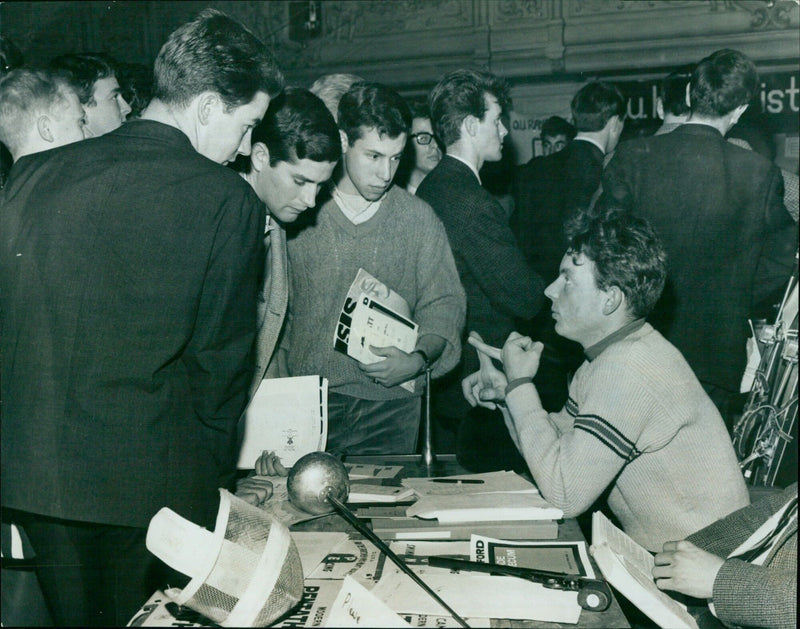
[334,268,418,392]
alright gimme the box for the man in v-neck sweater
[283,82,465,456]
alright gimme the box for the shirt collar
[584,318,646,361]
[448,154,482,185]
[572,135,606,155]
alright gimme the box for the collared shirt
[332,186,384,224]
[572,135,606,156]
[584,318,646,362]
[448,153,482,185]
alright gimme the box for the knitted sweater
[504,323,749,551]
[686,483,797,629]
[285,185,466,400]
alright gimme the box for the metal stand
[421,368,437,472]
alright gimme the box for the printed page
[590,512,699,629]
[470,535,595,578]
[237,375,327,468]
[370,540,580,623]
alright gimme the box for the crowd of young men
[1,12,796,628]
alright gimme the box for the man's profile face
[473,93,507,163]
[201,91,270,165]
[541,133,568,156]
[83,76,131,137]
[339,126,406,202]
[48,87,88,146]
[251,150,336,224]
[544,251,609,348]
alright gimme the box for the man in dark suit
[417,68,544,472]
[510,81,625,411]
[603,49,796,430]
[0,9,283,626]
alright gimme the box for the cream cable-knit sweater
[285,184,466,401]
[504,323,749,551]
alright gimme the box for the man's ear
[730,103,748,126]
[339,129,349,155]
[196,92,219,126]
[602,285,624,316]
[463,114,478,138]
[37,115,54,143]
[684,82,692,109]
[250,142,269,172]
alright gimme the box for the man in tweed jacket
[654,483,797,629]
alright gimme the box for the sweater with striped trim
[504,322,749,552]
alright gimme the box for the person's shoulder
[388,186,444,223]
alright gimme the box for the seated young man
[463,207,749,552]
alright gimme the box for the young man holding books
[282,82,465,456]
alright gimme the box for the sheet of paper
[345,463,404,479]
[470,535,595,578]
[291,532,349,574]
[237,375,327,468]
[402,470,539,497]
[308,537,394,586]
[371,541,580,623]
[326,575,411,627]
[347,484,415,504]
[407,492,563,523]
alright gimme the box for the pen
[430,478,484,484]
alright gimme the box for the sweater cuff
[505,377,533,396]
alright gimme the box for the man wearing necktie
[239,87,341,394]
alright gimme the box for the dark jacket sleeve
[466,193,545,320]
[184,190,265,489]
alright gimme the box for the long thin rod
[327,493,470,628]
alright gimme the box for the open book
[590,512,699,629]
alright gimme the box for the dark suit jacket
[0,120,265,529]
[603,123,796,392]
[417,156,544,413]
[511,139,604,284]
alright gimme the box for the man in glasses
[403,100,441,194]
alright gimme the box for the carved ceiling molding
[491,0,550,22]
[567,0,799,29]
[725,0,797,29]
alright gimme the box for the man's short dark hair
[152,8,284,111]
[337,82,410,145]
[541,116,576,141]
[564,207,667,319]
[690,49,757,118]
[428,68,510,148]
[248,87,341,171]
[0,68,72,153]
[570,81,625,132]
[50,52,117,106]
[659,65,694,117]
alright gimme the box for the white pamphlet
[237,375,327,468]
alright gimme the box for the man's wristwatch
[411,349,431,372]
